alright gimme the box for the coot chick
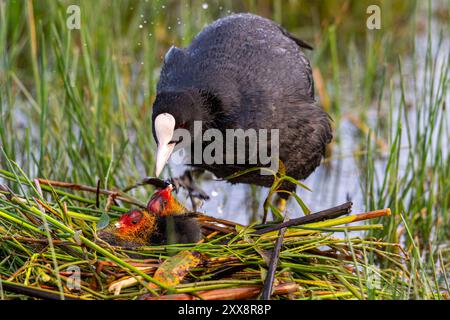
[152,13,332,202]
[99,186,201,247]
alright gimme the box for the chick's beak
[154,113,176,177]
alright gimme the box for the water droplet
[139,24,143,29]
[202,3,208,10]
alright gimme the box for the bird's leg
[274,196,287,213]
[188,193,197,212]
[172,169,210,212]
[262,160,287,223]
[274,160,288,214]
[262,191,287,223]
[262,191,274,224]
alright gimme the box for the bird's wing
[277,25,314,50]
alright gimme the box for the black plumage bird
[152,13,332,206]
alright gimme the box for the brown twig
[200,222,237,235]
[36,178,144,207]
[140,282,298,300]
[193,213,244,228]
[0,236,71,245]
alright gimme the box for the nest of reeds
[0,168,412,300]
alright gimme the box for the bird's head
[110,209,157,245]
[152,90,218,176]
[147,184,187,216]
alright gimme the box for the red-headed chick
[99,185,201,247]
[147,184,187,216]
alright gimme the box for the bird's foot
[171,170,209,212]
[275,197,287,213]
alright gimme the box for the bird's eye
[132,219,139,225]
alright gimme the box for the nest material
[0,173,409,300]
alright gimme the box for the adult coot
[152,13,332,207]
